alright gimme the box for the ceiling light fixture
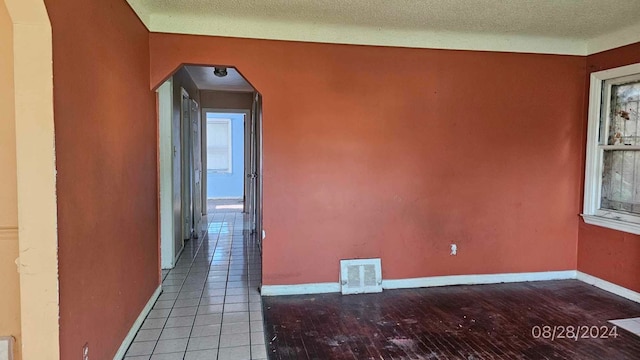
[213,67,228,77]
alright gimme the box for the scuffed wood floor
[263,280,640,359]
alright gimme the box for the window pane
[207,120,231,171]
[601,150,640,214]
[607,80,640,145]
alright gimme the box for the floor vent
[340,258,382,295]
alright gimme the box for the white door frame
[201,108,251,212]
[190,99,203,236]
[157,79,175,269]
[181,88,193,240]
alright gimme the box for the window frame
[583,62,640,234]
[206,118,233,173]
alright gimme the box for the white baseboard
[261,271,577,296]
[163,244,185,270]
[577,271,640,303]
[382,270,577,289]
[260,271,640,303]
[113,285,162,360]
[261,282,341,296]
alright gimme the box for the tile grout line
[181,215,216,356]
[126,221,205,358]
[125,205,258,359]
[216,210,237,360]
[181,213,222,359]
[245,211,255,359]
[149,212,216,359]
[146,234,203,357]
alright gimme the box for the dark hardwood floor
[262,280,640,359]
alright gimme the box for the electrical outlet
[82,343,89,360]
[450,244,457,256]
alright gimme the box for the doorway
[157,65,263,269]
[204,111,247,211]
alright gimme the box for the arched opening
[120,63,264,359]
[155,64,263,269]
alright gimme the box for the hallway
[124,203,266,360]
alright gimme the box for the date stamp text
[531,325,619,341]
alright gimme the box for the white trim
[261,283,341,296]
[599,145,640,151]
[260,272,640,305]
[589,63,640,80]
[583,63,640,234]
[147,13,587,55]
[582,215,640,236]
[180,87,192,241]
[158,80,175,269]
[577,271,640,303]
[382,271,577,289]
[261,271,576,296]
[587,22,640,56]
[126,3,640,56]
[113,285,162,360]
[583,71,604,216]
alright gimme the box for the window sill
[581,214,640,235]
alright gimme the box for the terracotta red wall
[578,42,640,293]
[44,1,158,358]
[150,34,585,285]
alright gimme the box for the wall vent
[0,337,14,360]
[340,258,382,295]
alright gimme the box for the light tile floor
[125,206,266,360]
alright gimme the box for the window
[583,63,640,234]
[207,119,232,173]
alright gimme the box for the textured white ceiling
[128,0,640,55]
[185,66,254,92]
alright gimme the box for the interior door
[191,99,203,237]
[181,90,193,240]
[157,79,181,268]
[243,113,251,212]
[172,88,183,258]
[246,92,263,251]
[245,96,256,234]
[255,93,263,251]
